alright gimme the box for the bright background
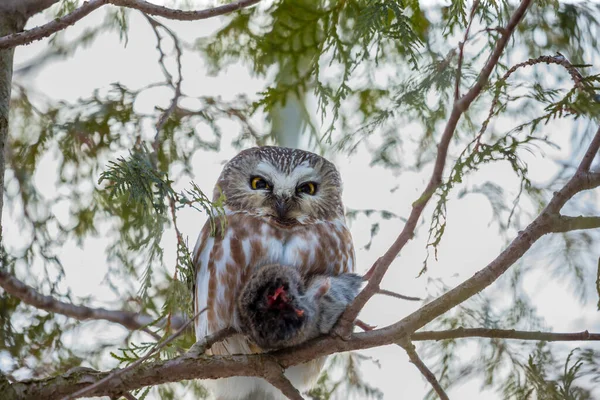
[3,1,600,399]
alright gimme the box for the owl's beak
[274,196,291,219]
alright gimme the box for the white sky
[4,1,600,399]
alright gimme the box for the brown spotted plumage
[193,146,355,400]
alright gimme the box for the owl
[193,146,356,400]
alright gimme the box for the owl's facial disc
[217,147,344,222]
[250,161,321,221]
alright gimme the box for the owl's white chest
[257,222,319,269]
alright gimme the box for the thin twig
[334,0,534,338]
[378,289,421,302]
[577,124,600,173]
[411,328,600,342]
[474,54,595,150]
[186,327,237,356]
[61,308,206,400]
[454,0,480,100]
[398,339,449,400]
[141,13,184,148]
[0,0,262,49]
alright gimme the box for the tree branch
[0,0,261,49]
[382,125,600,338]
[61,309,204,400]
[261,361,304,400]
[578,125,600,173]
[11,320,600,400]
[334,0,534,337]
[187,327,237,356]
[378,289,421,302]
[454,0,479,100]
[398,340,449,400]
[411,328,600,342]
[548,215,600,233]
[0,268,185,331]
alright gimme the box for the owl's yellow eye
[296,182,317,195]
[250,176,270,190]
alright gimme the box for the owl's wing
[192,219,215,342]
[192,214,254,354]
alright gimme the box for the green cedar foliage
[3,0,600,398]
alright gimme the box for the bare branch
[188,328,301,399]
[378,289,421,302]
[9,324,600,399]
[262,362,304,400]
[142,13,183,145]
[548,215,600,233]
[187,327,237,356]
[411,328,600,342]
[454,0,480,100]
[398,340,449,400]
[458,0,533,109]
[0,0,261,49]
[334,0,534,337]
[577,125,600,173]
[61,308,205,400]
[0,268,185,331]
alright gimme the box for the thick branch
[411,328,600,342]
[10,322,600,400]
[0,268,185,331]
[0,0,261,49]
[262,362,304,400]
[399,340,449,400]
[61,310,203,400]
[548,215,600,233]
[335,0,534,336]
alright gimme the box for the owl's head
[215,146,344,223]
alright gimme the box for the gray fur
[237,265,362,350]
[306,273,363,334]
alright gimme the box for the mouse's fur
[237,264,362,350]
